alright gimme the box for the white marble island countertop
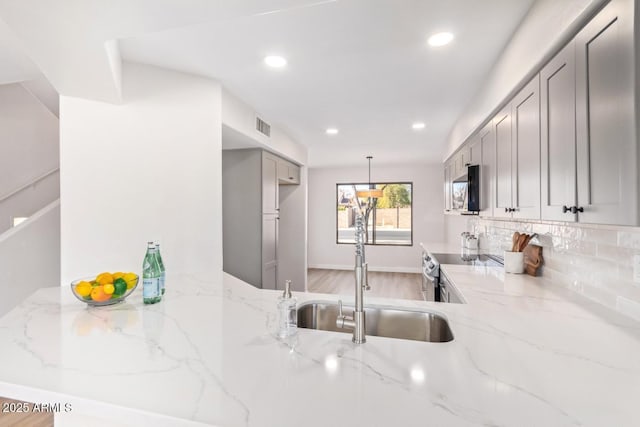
[0,269,639,426]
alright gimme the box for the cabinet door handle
[504,208,509,213]
[562,205,571,213]
[571,206,584,214]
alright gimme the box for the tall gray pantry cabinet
[222,149,300,289]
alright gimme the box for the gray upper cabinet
[479,122,495,217]
[443,160,452,212]
[541,42,577,222]
[262,152,279,214]
[575,0,637,225]
[487,76,541,220]
[444,0,638,225]
[468,138,481,166]
[456,146,470,179]
[512,75,541,220]
[493,104,513,218]
[277,158,301,185]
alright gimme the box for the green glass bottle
[142,242,161,304]
[155,242,166,295]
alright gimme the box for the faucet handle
[336,300,346,329]
[363,263,371,291]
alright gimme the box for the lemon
[103,284,115,295]
[123,272,137,289]
[96,272,114,286]
[75,281,92,297]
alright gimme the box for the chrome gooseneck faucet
[336,213,370,343]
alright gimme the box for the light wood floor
[307,269,424,301]
[0,397,53,427]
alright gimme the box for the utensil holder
[504,251,524,274]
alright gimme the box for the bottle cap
[283,280,292,298]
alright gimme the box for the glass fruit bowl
[70,272,139,307]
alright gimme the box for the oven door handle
[422,272,436,283]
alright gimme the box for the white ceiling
[0,19,40,84]
[120,0,535,167]
[0,0,535,168]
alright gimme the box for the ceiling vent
[256,116,271,137]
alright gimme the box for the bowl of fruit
[71,272,139,306]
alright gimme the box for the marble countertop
[0,268,639,426]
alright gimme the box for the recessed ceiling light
[412,122,426,130]
[326,128,339,135]
[264,55,287,68]
[428,32,454,47]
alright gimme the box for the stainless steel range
[420,244,502,303]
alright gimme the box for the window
[336,182,412,246]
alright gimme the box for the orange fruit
[75,281,92,297]
[90,286,111,302]
[112,272,125,280]
[96,272,114,286]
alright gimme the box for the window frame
[335,181,414,247]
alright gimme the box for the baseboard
[308,264,421,274]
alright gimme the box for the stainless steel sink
[297,301,454,343]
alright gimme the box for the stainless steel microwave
[452,164,480,213]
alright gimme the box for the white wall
[0,170,59,234]
[60,63,222,284]
[308,164,444,273]
[0,200,60,317]
[444,214,470,246]
[445,0,607,158]
[221,88,307,165]
[0,82,59,230]
[21,74,60,118]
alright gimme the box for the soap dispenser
[277,280,297,338]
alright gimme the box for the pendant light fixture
[356,156,383,199]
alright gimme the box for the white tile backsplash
[465,216,640,320]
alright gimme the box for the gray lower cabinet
[223,149,299,289]
[262,213,278,290]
